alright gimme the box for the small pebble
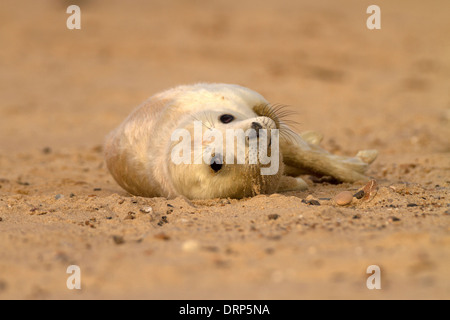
[140,206,153,214]
[268,214,279,220]
[112,235,125,245]
[166,204,174,214]
[93,188,102,191]
[407,203,418,207]
[202,245,219,252]
[362,180,378,201]
[388,216,401,222]
[157,216,169,226]
[124,212,136,220]
[0,217,3,222]
[303,195,320,205]
[0,280,7,291]
[353,190,365,200]
[301,198,321,205]
[55,194,64,200]
[182,240,200,252]
[154,232,170,241]
[334,191,353,206]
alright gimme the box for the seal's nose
[251,122,262,138]
[251,122,263,131]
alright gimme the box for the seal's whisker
[192,146,211,164]
[279,124,299,144]
[254,103,302,138]
[280,119,302,129]
[190,114,212,131]
[203,112,215,130]
[208,112,216,129]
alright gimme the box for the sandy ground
[0,0,449,299]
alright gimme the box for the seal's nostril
[210,155,223,173]
[251,122,263,131]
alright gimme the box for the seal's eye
[219,114,235,124]
[210,155,223,173]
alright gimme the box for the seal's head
[168,107,284,199]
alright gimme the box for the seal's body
[104,83,377,199]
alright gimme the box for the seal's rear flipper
[299,131,323,146]
[280,131,377,183]
[356,149,378,164]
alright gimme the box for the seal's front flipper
[280,131,377,183]
[277,176,308,192]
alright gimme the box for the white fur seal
[104,83,377,199]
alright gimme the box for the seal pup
[104,83,377,199]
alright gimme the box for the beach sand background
[0,0,449,299]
